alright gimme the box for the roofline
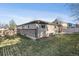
[17,20,53,26]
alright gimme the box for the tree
[69,4,79,20]
[69,4,79,27]
[9,19,16,30]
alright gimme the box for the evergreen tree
[9,19,16,30]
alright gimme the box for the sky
[0,3,75,25]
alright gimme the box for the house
[17,20,56,40]
[17,19,79,39]
[53,19,68,33]
[61,23,79,34]
[68,23,76,28]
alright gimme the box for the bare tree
[69,4,79,27]
[69,4,79,20]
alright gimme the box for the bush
[5,34,17,40]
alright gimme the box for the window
[22,25,25,29]
[41,24,45,28]
[28,25,29,28]
[55,26,57,28]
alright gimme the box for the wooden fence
[61,28,79,34]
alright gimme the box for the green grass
[0,34,79,56]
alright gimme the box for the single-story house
[17,19,79,40]
[17,20,56,40]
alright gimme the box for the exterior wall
[76,24,79,28]
[37,24,55,38]
[46,25,55,35]
[37,24,47,38]
[17,24,37,40]
[18,29,37,39]
[55,23,68,33]
[61,23,68,29]
[17,23,55,39]
[17,24,37,29]
[17,26,22,29]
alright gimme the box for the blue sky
[0,3,75,25]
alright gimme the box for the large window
[41,24,45,28]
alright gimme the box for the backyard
[0,34,79,56]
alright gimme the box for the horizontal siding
[17,24,37,29]
[17,29,37,39]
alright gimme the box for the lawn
[0,34,79,56]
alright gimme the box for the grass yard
[0,34,79,56]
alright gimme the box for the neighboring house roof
[0,24,9,29]
[0,27,9,31]
[68,23,76,28]
[53,19,67,24]
[17,19,76,28]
